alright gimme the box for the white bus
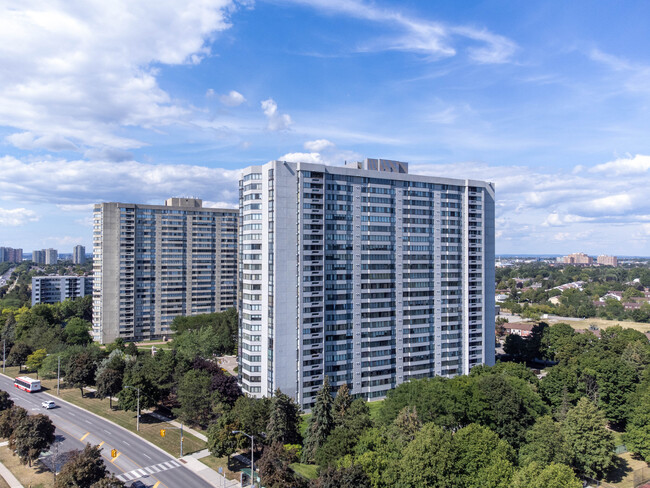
[14,376,41,393]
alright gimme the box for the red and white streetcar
[14,376,41,393]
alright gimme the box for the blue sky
[2,0,650,255]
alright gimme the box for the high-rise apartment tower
[93,198,237,343]
[238,159,495,409]
[73,245,86,264]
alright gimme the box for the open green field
[547,317,650,334]
[291,462,319,480]
[0,444,50,488]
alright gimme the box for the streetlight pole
[124,386,140,431]
[2,339,5,373]
[56,355,60,396]
[232,430,254,488]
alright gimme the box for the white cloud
[0,155,240,206]
[542,213,563,227]
[304,139,335,152]
[591,154,650,175]
[44,236,85,246]
[0,207,39,226]
[261,98,293,131]
[282,0,516,63]
[0,1,236,150]
[56,204,95,212]
[278,152,324,164]
[219,90,247,106]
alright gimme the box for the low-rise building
[32,275,93,305]
[503,322,535,337]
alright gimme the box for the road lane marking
[116,461,181,482]
[80,432,90,441]
[98,441,104,447]
[110,452,121,463]
[124,441,130,446]
[153,483,161,488]
[143,453,151,460]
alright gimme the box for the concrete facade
[92,198,237,343]
[73,245,86,264]
[32,275,93,305]
[238,159,495,409]
[0,247,22,263]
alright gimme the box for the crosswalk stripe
[116,460,182,481]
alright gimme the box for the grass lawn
[55,388,206,457]
[604,452,649,488]
[291,462,319,480]
[367,399,384,421]
[0,445,51,488]
[200,453,248,481]
[548,317,650,334]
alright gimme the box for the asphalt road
[0,375,213,488]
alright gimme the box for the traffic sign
[111,449,117,458]
[160,429,166,438]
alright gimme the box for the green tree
[90,476,126,487]
[354,428,402,488]
[66,351,97,397]
[303,376,334,462]
[399,423,456,488]
[64,317,93,346]
[25,348,47,372]
[468,373,547,449]
[313,465,370,488]
[9,414,55,466]
[55,444,109,487]
[0,406,27,438]
[562,398,615,477]
[257,441,304,488]
[95,368,123,409]
[332,384,353,426]
[175,369,213,427]
[315,401,371,467]
[0,390,13,412]
[625,389,650,461]
[206,413,238,459]
[454,423,515,488]
[266,389,302,445]
[117,361,160,412]
[519,416,570,467]
[7,343,32,371]
[389,406,421,445]
[511,462,581,488]
[541,323,575,361]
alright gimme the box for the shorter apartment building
[597,255,618,267]
[563,252,592,265]
[32,275,93,305]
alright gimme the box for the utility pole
[2,339,5,373]
[56,355,60,396]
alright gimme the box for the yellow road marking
[110,452,121,463]
[80,432,90,441]
[153,483,161,488]
[98,441,104,447]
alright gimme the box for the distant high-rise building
[44,248,58,265]
[597,255,618,267]
[0,247,23,263]
[32,275,93,305]
[563,252,592,265]
[73,245,86,264]
[238,158,495,409]
[32,250,45,264]
[93,197,238,343]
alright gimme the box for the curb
[0,372,175,462]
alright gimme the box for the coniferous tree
[267,389,302,445]
[332,384,353,426]
[303,376,334,462]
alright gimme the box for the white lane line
[143,453,151,460]
[123,441,130,446]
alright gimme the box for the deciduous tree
[10,414,55,466]
[55,444,109,487]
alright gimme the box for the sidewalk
[180,451,240,488]
[0,443,23,488]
